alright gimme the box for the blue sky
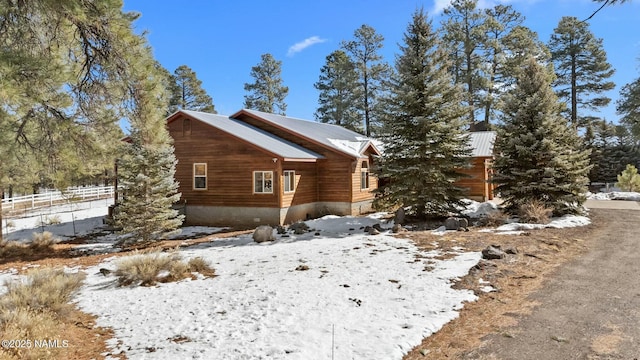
[122,0,640,124]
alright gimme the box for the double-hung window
[193,163,207,190]
[360,161,369,190]
[254,171,273,194]
[283,170,295,193]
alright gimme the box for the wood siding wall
[169,116,280,208]
[281,162,318,207]
[456,157,494,201]
[351,156,378,203]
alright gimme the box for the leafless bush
[188,257,216,277]
[115,251,215,286]
[518,200,552,224]
[480,210,510,227]
[0,232,57,258]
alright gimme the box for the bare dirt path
[466,208,640,359]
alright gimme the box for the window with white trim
[254,171,273,193]
[283,170,295,193]
[193,163,207,190]
[360,161,369,190]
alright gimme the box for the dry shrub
[481,211,510,227]
[115,251,214,286]
[0,268,84,360]
[0,268,86,317]
[188,257,216,277]
[518,200,553,224]
[0,232,57,258]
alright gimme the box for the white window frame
[253,171,274,194]
[283,170,295,193]
[193,163,207,190]
[360,161,370,190]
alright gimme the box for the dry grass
[479,210,510,227]
[0,232,57,259]
[518,200,553,224]
[115,250,215,286]
[0,268,86,360]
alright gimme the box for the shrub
[518,200,552,224]
[0,268,86,317]
[45,215,62,225]
[616,164,640,192]
[115,251,216,286]
[0,308,60,360]
[188,257,216,277]
[0,232,57,258]
[480,210,510,227]
[31,231,57,250]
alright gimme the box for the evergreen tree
[616,164,640,192]
[441,0,487,130]
[168,65,216,114]
[617,77,640,139]
[114,48,184,245]
[341,24,391,136]
[314,50,362,132]
[243,53,288,115]
[492,57,591,215]
[375,8,472,218]
[548,16,615,129]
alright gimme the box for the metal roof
[235,109,381,158]
[468,131,496,157]
[180,110,324,161]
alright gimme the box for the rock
[394,207,406,225]
[444,217,460,230]
[505,247,518,254]
[391,223,407,233]
[295,264,309,271]
[457,217,469,230]
[253,225,275,243]
[289,222,310,235]
[368,228,380,235]
[482,245,506,260]
[276,225,287,235]
[372,223,383,232]
[314,232,320,236]
[363,225,372,233]
[99,268,111,276]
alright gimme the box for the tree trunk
[0,187,3,242]
[571,53,578,127]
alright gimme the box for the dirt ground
[404,207,640,359]
[2,207,635,359]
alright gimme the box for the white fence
[1,186,114,212]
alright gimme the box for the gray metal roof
[180,110,324,160]
[237,109,381,158]
[468,131,496,157]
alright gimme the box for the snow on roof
[179,110,324,161]
[237,109,380,158]
[468,131,496,157]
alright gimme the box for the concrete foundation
[185,199,374,227]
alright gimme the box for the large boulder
[253,225,275,243]
[289,222,310,235]
[444,217,460,230]
[394,207,406,225]
[482,245,506,260]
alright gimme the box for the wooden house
[167,109,381,227]
[166,109,496,227]
[456,131,497,201]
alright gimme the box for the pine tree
[341,25,391,136]
[548,16,615,129]
[617,77,640,139]
[243,53,288,115]
[314,50,362,133]
[168,65,216,114]
[616,164,640,192]
[492,57,591,215]
[375,8,472,218]
[114,49,184,245]
[441,0,487,130]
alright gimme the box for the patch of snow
[431,226,447,235]
[587,191,640,201]
[326,138,368,158]
[76,214,482,360]
[459,200,499,218]
[496,215,590,231]
[480,286,496,293]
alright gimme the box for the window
[360,161,369,190]
[254,171,273,194]
[283,170,295,193]
[193,163,207,190]
[183,119,192,136]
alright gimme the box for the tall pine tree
[314,50,362,132]
[492,57,591,215]
[375,8,471,218]
[548,16,615,129]
[243,53,289,115]
[168,65,216,114]
[341,25,390,136]
[617,77,640,139]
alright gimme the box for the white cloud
[287,36,327,57]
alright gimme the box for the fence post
[31,194,35,209]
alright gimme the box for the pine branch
[582,0,611,22]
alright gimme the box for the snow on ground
[492,215,591,232]
[459,199,500,218]
[587,191,640,201]
[76,215,481,360]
